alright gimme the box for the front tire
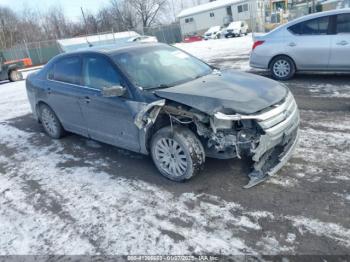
[270,56,296,81]
[39,104,65,139]
[9,70,23,82]
[151,126,205,182]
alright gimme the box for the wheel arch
[35,101,49,119]
[143,111,201,155]
[35,101,63,124]
[144,114,172,153]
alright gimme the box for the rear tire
[151,126,205,182]
[39,104,65,139]
[269,56,296,81]
[9,70,23,82]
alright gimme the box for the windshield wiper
[194,74,204,80]
[145,84,173,91]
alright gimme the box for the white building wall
[180,7,228,35]
[179,0,266,36]
[231,0,265,31]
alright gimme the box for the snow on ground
[1,115,350,254]
[268,110,350,187]
[291,80,350,98]
[175,35,253,71]
[0,80,31,121]
[0,69,40,121]
[0,78,350,255]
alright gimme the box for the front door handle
[84,96,90,103]
[288,42,296,47]
[336,40,348,46]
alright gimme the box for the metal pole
[81,7,89,35]
[23,40,31,61]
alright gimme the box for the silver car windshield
[113,45,212,90]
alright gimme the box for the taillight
[252,40,265,50]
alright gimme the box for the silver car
[250,9,350,80]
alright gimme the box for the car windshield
[113,45,212,90]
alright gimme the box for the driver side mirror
[102,85,126,97]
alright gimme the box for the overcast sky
[0,0,111,21]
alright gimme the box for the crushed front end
[212,91,300,188]
[135,91,300,188]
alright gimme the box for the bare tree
[42,6,71,39]
[96,8,115,32]
[0,0,173,49]
[85,12,99,34]
[129,0,167,29]
[0,7,19,48]
[109,0,137,31]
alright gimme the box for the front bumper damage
[244,127,299,188]
[215,91,300,188]
[135,91,300,188]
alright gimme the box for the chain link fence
[143,23,182,44]
[1,23,183,67]
[2,40,61,66]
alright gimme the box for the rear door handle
[47,88,51,95]
[336,40,348,46]
[84,96,90,103]
[288,42,296,47]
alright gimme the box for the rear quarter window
[288,16,330,35]
[337,13,350,33]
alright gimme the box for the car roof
[57,42,167,58]
[266,8,350,34]
[287,8,350,26]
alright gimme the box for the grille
[256,92,299,138]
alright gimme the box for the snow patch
[287,216,350,248]
[175,35,253,71]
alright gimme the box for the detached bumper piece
[244,129,299,189]
[244,92,300,189]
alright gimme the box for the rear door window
[336,13,350,33]
[289,16,330,35]
[52,56,81,85]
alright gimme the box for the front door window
[83,56,121,90]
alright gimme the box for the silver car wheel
[273,60,291,78]
[41,107,59,136]
[154,138,188,177]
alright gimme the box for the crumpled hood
[155,70,288,115]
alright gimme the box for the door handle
[288,42,296,47]
[84,96,90,103]
[47,88,51,95]
[336,40,348,46]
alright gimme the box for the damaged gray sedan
[26,43,300,188]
